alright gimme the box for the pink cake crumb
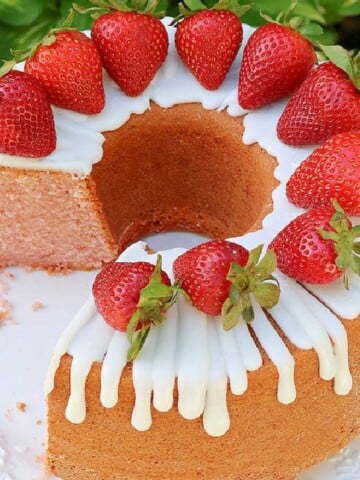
[31,301,44,312]
[0,298,11,326]
[16,402,27,413]
[0,271,13,326]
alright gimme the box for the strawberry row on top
[0,0,359,158]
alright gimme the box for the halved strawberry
[0,70,56,157]
[173,239,280,329]
[93,256,176,360]
[286,131,360,215]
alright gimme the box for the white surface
[0,232,359,480]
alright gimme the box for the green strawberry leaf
[241,295,254,323]
[298,22,323,37]
[255,248,277,281]
[127,325,151,361]
[353,241,360,256]
[253,282,281,309]
[61,0,94,30]
[222,299,241,330]
[221,245,280,330]
[319,43,360,89]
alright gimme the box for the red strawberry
[269,203,360,285]
[239,23,316,110]
[175,9,243,90]
[277,62,360,145]
[93,256,175,360]
[286,131,360,215]
[25,30,105,114]
[91,11,168,96]
[173,239,280,328]
[0,70,56,157]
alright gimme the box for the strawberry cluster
[1,1,359,157]
[93,239,281,360]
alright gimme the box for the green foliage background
[0,0,359,60]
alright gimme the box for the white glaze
[40,18,360,436]
[46,241,360,437]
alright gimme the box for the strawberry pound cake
[0,3,359,479]
[43,13,360,479]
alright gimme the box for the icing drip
[66,314,113,423]
[46,242,359,436]
[203,319,229,437]
[100,331,129,408]
[152,303,178,412]
[250,303,296,405]
[177,297,209,420]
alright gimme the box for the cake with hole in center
[0,6,359,480]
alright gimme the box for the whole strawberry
[277,61,360,145]
[91,11,168,96]
[269,203,360,285]
[238,22,316,109]
[93,256,176,360]
[0,70,56,157]
[175,9,243,90]
[25,29,105,114]
[173,239,280,328]
[286,131,360,215]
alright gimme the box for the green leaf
[255,248,277,281]
[254,282,281,309]
[319,43,354,79]
[241,296,254,323]
[127,326,151,361]
[299,22,323,37]
[222,299,241,330]
[353,242,360,256]
[0,2,59,61]
[245,243,263,270]
[182,0,208,11]
[61,0,95,30]
[0,0,45,27]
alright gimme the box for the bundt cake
[0,8,359,480]
[46,241,360,480]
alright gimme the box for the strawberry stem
[75,0,164,17]
[318,199,360,289]
[126,255,179,361]
[221,245,280,330]
[176,0,251,22]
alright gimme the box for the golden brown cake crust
[47,317,360,480]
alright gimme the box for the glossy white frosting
[42,19,360,436]
[45,241,360,438]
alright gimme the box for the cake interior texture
[0,104,276,271]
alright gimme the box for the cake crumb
[36,419,43,425]
[0,271,13,327]
[0,298,12,326]
[31,301,44,312]
[2,270,14,281]
[16,402,27,413]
